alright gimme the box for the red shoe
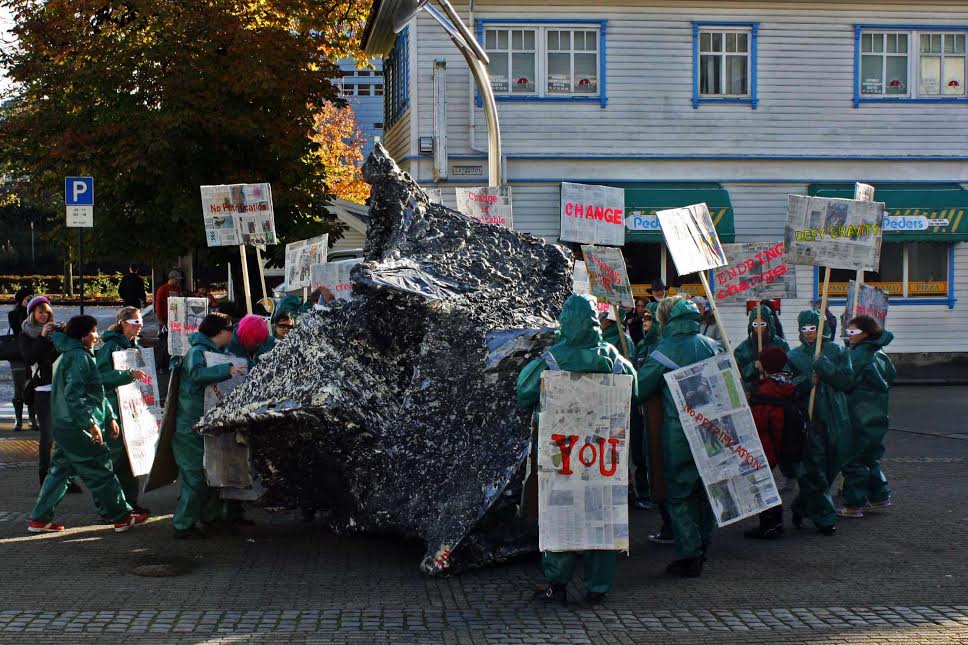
[114,512,150,533]
[27,520,65,533]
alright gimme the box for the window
[855,26,968,104]
[692,23,759,108]
[384,27,409,128]
[478,20,606,106]
[823,242,951,299]
[374,83,384,96]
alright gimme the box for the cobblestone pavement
[0,387,967,644]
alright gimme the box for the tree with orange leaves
[311,102,371,206]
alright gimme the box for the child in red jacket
[746,346,795,539]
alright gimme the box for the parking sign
[65,177,94,227]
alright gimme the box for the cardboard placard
[284,235,328,290]
[455,186,514,229]
[112,348,162,477]
[783,195,884,271]
[560,182,626,247]
[716,242,797,303]
[200,183,276,247]
[580,245,634,309]
[167,297,209,358]
[310,259,363,302]
[656,203,728,276]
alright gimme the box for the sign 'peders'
[881,214,949,231]
[559,182,625,247]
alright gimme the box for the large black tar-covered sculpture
[200,145,573,574]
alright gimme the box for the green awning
[606,183,735,244]
[808,183,968,241]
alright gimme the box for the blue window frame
[384,27,410,128]
[475,19,608,108]
[853,25,968,107]
[692,22,759,109]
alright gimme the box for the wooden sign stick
[808,266,832,419]
[756,299,763,354]
[612,304,631,360]
[238,244,253,315]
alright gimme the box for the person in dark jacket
[838,315,896,518]
[118,265,147,308]
[171,313,246,539]
[745,346,796,540]
[625,298,648,346]
[95,307,149,512]
[7,287,35,431]
[27,316,149,534]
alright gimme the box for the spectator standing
[7,287,36,431]
[154,270,183,373]
[118,265,147,308]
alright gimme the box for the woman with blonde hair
[95,306,149,512]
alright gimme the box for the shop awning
[808,183,968,241]
[608,183,735,244]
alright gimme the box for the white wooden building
[362,1,968,363]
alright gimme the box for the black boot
[744,505,784,540]
[533,583,567,605]
[666,556,703,578]
[13,400,23,432]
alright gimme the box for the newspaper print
[167,297,208,357]
[854,183,876,202]
[455,186,514,229]
[783,195,884,271]
[716,242,797,304]
[310,259,362,302]
[571,261,610,314]
[284,235,328,290]
[201,352,253,490]
[559,182,626,247]
[200,183,276,247]
[842,280,889,336]
[656,203,728,277]
[112,348,162,477]
[663,354,780,527]
[202,352,249,414]
[537,371,633,552]
[580,245,634,308]
[424,188,444,205]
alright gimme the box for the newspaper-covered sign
[167,297,208,357]
[783,195,884,271]
[200,183,277,247]
[455,186,513,229]
[112,348,162,477]
[284,235,328,290]
[310,258,363,302]
[537,371,633,552]
[571,261,611,314]
[664,354,780,527]
[425,188,444,205]
[843,280,889,335]
[580,245,634,308]
[560,182,626,247]
[855,182,875,202]
[716,242,797,304]
[203,352,249,413]
[656,203,728,277]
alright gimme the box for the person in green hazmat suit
[733,304,802,490]
[227,314,274,368]
[786,308,853,535]
[599,309,636,364]
[27,316,148,534]
[636,296,724,577]
[837,314,896,518]
[517,294,637,605]
[95,306,150,514]
[171,313,247,539]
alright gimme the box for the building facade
[364,1,968,362]
[334,58,386,158]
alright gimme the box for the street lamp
[390,0,503,188]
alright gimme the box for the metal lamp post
[393,0,503,188]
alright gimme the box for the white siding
[331,226,366,252]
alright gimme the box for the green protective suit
[602,320,636,364]
[95,330,140,506]
[172,332,233,530]
[634,321,660,370]
[840,331,896,507]
[636,298,724,560]
[227,332,275,368]
[516,294,638,594]
[787,309,853,529]
[274,295,303,321]
[31,336,133,524]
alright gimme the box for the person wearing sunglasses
[272,312,295,340]
[94,307,150,514]
[786,308,853,536]
[837,315,896,519]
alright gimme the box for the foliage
[0,272,147,298]
[311,101,371,205]
[0,0,372,266]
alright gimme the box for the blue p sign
[65,177,94,206]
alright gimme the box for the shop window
[823,242,950,298]
[622,242,706,299]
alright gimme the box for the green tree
[0,0,371,271]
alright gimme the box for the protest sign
[201,352,252,490]
[112,348,162,477]
[783,195,884,271]
[167,297,208,357]
[200,183,277,247]
[455,186,513,229]
[425,188,444,205]
[571,261,611,314]
[855,182,875,203]
[537,371,633,552]
[310,259,363,303]
[580,245,634,309]
[203,352,250,414]
[560,182,626,247]
[843,280,889,334]
[143,367,181,493]
[656,203,728,277]
[663,354,780,527]
[716,242,797,303]
[284,235,328,291]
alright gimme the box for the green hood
[273,295,303,323]
[858,330,895,350]
[797,308,834,345]
[662,298,702,337]
[188,331,221,352]
[747,304,777,342]
[101,329,134,349]
[557,294,603,349]
[58,335,90,355]
[641,316,660,346]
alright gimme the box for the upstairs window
[692,23,759,108]
[919,33,966,96]
[860,32,909,97]
[384,27,410,127]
